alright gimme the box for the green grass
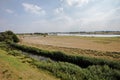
[0,50,29,71]
[81,37,120,44]
[57,36,120,44]
[0,49,59,80]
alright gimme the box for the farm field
[19,35,120,61]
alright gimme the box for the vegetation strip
[8,42,120,70]
[0,42,120,80]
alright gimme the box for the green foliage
[0,30,19,43]
[8,50,22,56]
[33,60,84,80]
[85,65,120,80]
[0,42,11,51]
[9,42,120,70]
[32,59,120,80]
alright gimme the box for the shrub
[0,30,19,43]
[33,60,120,80]
[8,50,22,56]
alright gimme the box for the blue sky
[0,0,120,33]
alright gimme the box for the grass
[57,36,120,44]
[0,49,59,80]
[86,37,120,44]
[0,42,120,80]
[51,35,120,43]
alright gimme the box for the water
[57,34,120,37]
[22,52,48,61]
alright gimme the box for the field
[19,35,120,52]
[19,35,120,61]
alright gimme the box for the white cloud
[54,7,64,14]
[61,0,90,7]
[22,3,45,15]
[31,14,75,32]
[5,9,14,14]
[71,6,120,31]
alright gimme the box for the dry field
[19,35,120,52]
[19,35,120,61]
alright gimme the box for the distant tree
[0,30,19,43]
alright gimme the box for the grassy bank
[1,30,119,79]
[1,42,120,80]
[0,43,59,80]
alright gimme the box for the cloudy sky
[0,0,120,33]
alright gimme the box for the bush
[33,60,120,80]
[0,30,19,43]
[8,50,22,56]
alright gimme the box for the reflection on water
[57,34,120,37]
[22,52,48,61]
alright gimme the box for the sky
[0,0,120,33]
